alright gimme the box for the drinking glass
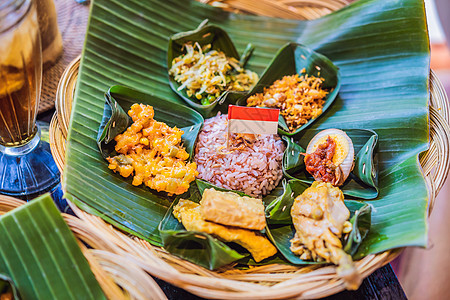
[36,0,62,67]
[0,0,60,199]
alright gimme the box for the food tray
[47,0,450,298]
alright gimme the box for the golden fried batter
[200,188,266,230]
[107,103,198,195]
[174,199,277,262]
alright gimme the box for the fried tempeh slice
[174,199,277,262]
[200,188,266,230]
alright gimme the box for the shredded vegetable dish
[169,43,258,105]
[107,103,198,195]
[246,72,329,132]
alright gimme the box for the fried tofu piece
[174,199,277,262]
[200,188,266,230]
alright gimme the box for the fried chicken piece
[174,199,277,262]
[200,188,266,230]
[290,181,361,289]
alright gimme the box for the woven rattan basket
[41,0,450,298]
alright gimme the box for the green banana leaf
[0,195,105,300]
[64,0,429,261]
[168,21,255,116]
[344,202,372,256]
[195,178,248,197]
[235,42,340,135]
[267,199,371,265]
[236,255,291,268]
[282,129,379,199]
[264,179,310,224]
[159,182,246,270]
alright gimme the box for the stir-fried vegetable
[169,43,258,105]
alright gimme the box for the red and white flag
[228,105,279,135]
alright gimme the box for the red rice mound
[194,114,285,197]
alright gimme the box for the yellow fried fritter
[107,103,198,195]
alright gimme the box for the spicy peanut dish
[247,72,329,132]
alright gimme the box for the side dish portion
[169,42,258,106]
[107,103,198,195]
[304,129,354,186]
[247,73,328,132]
[200,188,266,230]
[290,181,360,288]
[174,190,277,262]
[195,114,285,197]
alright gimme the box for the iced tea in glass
[0,0,59,199]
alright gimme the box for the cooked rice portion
[195,114,285,197]
[246,73,328,132]
[169,43,258,105]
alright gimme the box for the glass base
[0,131,60,200]
[0,130,40,156]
